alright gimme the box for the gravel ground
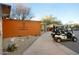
[3,36,39,55]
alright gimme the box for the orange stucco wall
[3,19,41,38]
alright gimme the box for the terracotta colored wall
[3,19,41,38]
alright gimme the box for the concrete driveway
[23,32,78,55]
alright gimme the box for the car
[51,28,77,43]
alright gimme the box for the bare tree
[12,4,33,20]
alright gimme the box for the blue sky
[8,3,79,24]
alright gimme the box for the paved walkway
[23,32,78,55]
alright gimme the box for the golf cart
[51,27,77,43]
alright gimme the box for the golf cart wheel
[56,39,61,43]
[73,38,77,42]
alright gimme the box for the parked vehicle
[51,28,77,43]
